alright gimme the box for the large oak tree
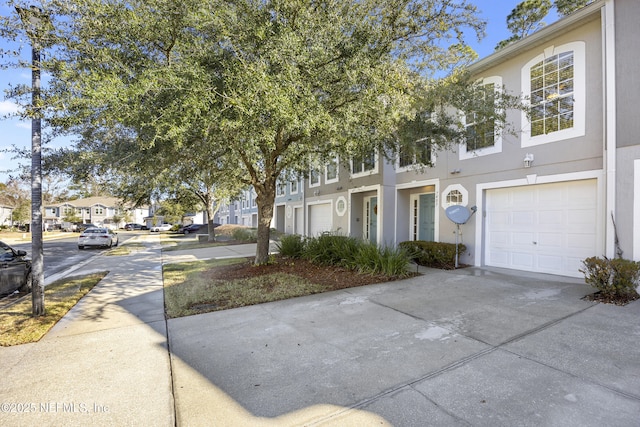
[4,0,488,264]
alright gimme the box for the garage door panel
[486,179,598,277]
[538,254,563,272]
[513,232,535,245]
[537,232,562,248]
[489,250,509,265]
[511,252,534,269]
[538,210,564,226]
[308,203,332,236]
[513,211,535,225]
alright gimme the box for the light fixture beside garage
[523,153,534,168]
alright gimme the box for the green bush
[287,233,411,277]
[580,256,640,298]
[398,241,466,270]
[351,243,412,277]
[303,233,361,267]
[276,234,306,258]
[232,227,257,242]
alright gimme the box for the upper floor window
[290,179,298,194]
[460,76,502,159]
[351,152,377,176]
[94,207,104,215]
[309,167,321,187]
[399,138,432,169]
[325,156,339,183]
[522,42,585,146]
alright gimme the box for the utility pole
[16,5,48,316]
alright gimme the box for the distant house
[44,196,149,230]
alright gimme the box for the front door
[364,196,378,244]
[411,193,435,241]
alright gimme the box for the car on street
[124,223,145,231]
[78,227,119,249]
[150,223,172,232]
[177,224,203,234]
[0,241,32,296]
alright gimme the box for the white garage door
[485,179,598,277]
[308,203,332,236]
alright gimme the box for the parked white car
[78,227,119,249]
[150,223,172,232]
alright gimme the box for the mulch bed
[201,255,415,290]
[582,291,640,306]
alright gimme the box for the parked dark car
[124,223,144,231]
[178,224,203,234]
[0,241,32,296]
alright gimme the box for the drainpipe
[602,0,617,258]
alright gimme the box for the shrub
[398,241,466,270]
[232,227,257,242]
[580,256,640,299]
[303,233,361,267]
[276,234,306,258]
[351,243,412,277]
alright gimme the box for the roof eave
[468,0,604,76]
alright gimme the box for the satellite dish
[445,205,471,225]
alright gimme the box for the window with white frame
[309,167,321,187]
[290,179,298,194]
[442,184,468,209]
[94,207,104,215]
[276,181,286,197]
[351,152,376,176]
[325,156,339,183]
[399,138,432,168]
[522,42,585,146]
[460,76,502,159]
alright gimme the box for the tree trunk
[254,187,275,265]
[205,203,216,242]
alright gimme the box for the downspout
[603,0,617,258]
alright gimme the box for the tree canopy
[3,0,497,263]
[495,0,595,51]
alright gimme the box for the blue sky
[0,0,559,183]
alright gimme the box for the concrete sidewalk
[1,236,639,426]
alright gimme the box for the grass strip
[163,258,325,318]
[0,272,108,346]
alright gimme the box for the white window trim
[325,156,339,184]
[397,138,436,172]
[290,179,298,195]
[350,153,379,178]
[308,168,321,188]
[521,41,586,147]
[459,76,503,160]
[441,184,468,209]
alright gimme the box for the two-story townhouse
[237,188,259,227]
[273,175,305,234]
[450,0,631,278]
[45,196,149,229]
[296,0,637,279]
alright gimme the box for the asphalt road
[7,231,138,280]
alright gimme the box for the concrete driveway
[167,266,640,426]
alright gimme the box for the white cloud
[0,100,19,114]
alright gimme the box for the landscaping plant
[580,256,640,300]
